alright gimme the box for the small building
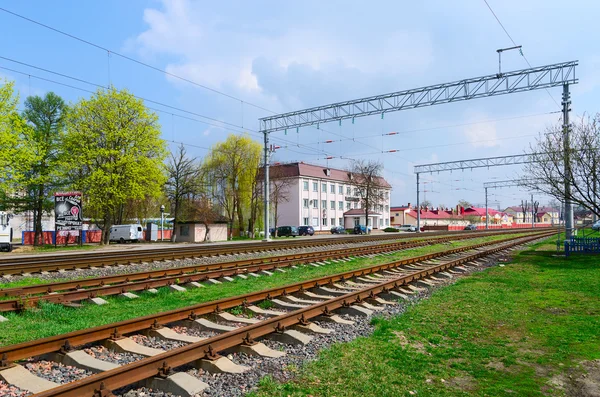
[504,206,559,224]
[175,221,228,242]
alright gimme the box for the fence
[443,223,551,231]
[22,229,173,245]
[564,236,600,257]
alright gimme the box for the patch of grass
[0,233,529,346]
[248,236,600,397]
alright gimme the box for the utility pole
[485,187,489,230]
[562,84,574,238]
[263,132,270,241]
[531,193,534,229]
[416,173,421,232]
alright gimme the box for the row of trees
[0,79,272,244]
[1,81,166,244]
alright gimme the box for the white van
[109,224,144,243]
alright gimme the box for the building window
[303,181,309,191]
[385,205,389,212]
[180,225,189,236]
[322,183,327,193]
[339,218,343,226]
[313,200,318,209]
[353,188,358,196]
[322,200,326,209]
[338,201,343,210]
[395,212,399,216]
[385,219,389,226]
[338,185,343,194]
[322,218,328,226]
[313,182,318,192]
[354,217,360,226]
[312,217,319,227]
[303,217,309,226]
[330,184,335,193]
[346,187,351,195]
[385,191,389,199]
[330,218,335,226]
[379,219,383,227]
[353,202,357,209]
[330,200,335,210]
[346,202,351,210]
[303,199,309,208]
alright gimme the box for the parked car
[298,226,315,236]
[464,224,477,231]
[398,224,418,232]
[330,226,346,234]
[353,225,371,235]
[276,226,299,237]
[592,220,600,231]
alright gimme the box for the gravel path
[0,238,408,284]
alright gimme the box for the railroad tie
[0,364,59,393]
[266,328,313,346]
[190,318,237,333]
[144,326,203,343]
[217,311,260,325]
[231,342,286,358]
[197,356,250,374]
[205,278,222,285]
[145,372,209,396]
[88,297,109,305]
[245,305,287,317]
[270,298,308,310]
[119,292,139,299]
[104,337,165,357]
[46,349,119,374]
[301,291,336,300]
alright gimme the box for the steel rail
[29,231,552,397]
[0,229,531,311]
[0,230,551,364]
[0,229,547,275]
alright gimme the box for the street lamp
[160,205,165,242]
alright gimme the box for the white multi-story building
[268,162,392,232]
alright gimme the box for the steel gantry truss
[258,61,578,240]
[414,154,533,174]
[483,179,541,229]
[259,61,577,133]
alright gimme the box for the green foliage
[61,87,167,241]
[383,227,399,232]
[203,134,262,236]
[0,81,37,202]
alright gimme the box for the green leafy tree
[19,92,68,245]
[0,81,37,211]
[204,134,262,238]
[62,87,167,244]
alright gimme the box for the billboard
[54,192,83,233]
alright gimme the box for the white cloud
[129,0,434,104]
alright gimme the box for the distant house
[175,219,229,242]
[504,206,559,225]
[391,204,512,227]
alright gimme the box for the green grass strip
[0,233,527,347]
[249,237,600,397]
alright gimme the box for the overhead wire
[482,0,560,107]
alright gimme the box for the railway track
[0,229,550,276]
[0,230,552,397]
[0,229,538,313]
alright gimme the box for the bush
[383,227,399,232]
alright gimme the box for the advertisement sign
[54,192,83,232]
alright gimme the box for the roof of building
[343,209,382,216]
[267,162,392,188]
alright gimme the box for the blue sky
[1,0,599,210]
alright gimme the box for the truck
[109,224,144,243]
[0,211,13,252]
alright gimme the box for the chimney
[407,202,411,209]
